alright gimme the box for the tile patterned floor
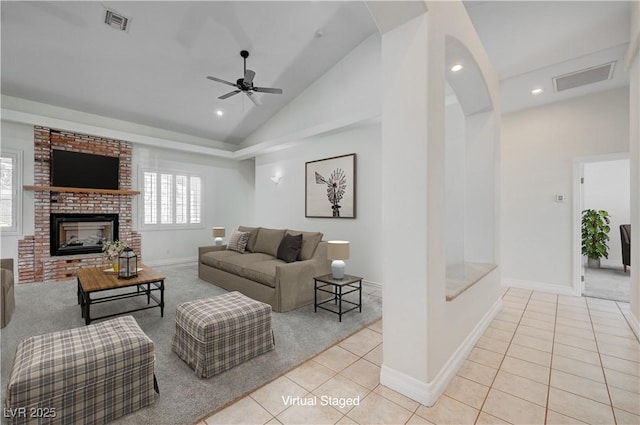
[200,288,640,425]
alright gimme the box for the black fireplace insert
[50,214,119,256]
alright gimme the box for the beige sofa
[198,226,331,312]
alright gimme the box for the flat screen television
[51,150,120,190]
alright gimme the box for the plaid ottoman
[4,316,156,425]
[172,291,275,378]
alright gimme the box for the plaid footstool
[4,316,156,425]
[172,291,275,378]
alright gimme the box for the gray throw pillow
[277,233,303,263]
[227,230,251,253]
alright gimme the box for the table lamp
[212,227,225,246]
[327,240,350,280]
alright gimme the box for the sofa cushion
[238,226,261,253]
[217,253,274,276]
[286,230,323,260]
[201,250,241,268]
[227,230,251,253]
[277,233,303,263]
[243,260,284,288]
[253,228,286,257]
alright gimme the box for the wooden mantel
[23,185,140,195]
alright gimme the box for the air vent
[553,62,615,92]
[104,10,129,31]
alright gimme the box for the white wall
[134,147,254,265]
[378,0,501,406]
[445,99,466,266]
[583,159,631,268]
[240,29,384,283]
[0,121,35,261]
[239,33,381,150]
[254,123,381,283]
[465,110,497,264]
[380,13,431,389]
[501,87,630,291]
[627,0,639,330]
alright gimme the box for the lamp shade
[212,227,226,238]
[327,241,350,260]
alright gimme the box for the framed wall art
[305,153,356,218]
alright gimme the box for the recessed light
[450,64,463,72]
[530,88,544,95]
[215,109,224,117]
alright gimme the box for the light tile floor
[200,288,640,425]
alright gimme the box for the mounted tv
[51,150,120,190]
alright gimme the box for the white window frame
[139,167,204,230]
[0,149,23,235]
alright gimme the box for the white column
[380,13,432,403]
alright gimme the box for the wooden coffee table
[76,263,165,325]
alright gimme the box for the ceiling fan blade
[246,91,262,106]
[206,76,237,88]
[253,86,283,94]
[218,90,241,100]
[244,69,255,85]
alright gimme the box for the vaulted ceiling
[1,1,632,150]
[1,1,378,146]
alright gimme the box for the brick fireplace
[18,127,141,283]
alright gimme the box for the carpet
[583,265,630,302]
[0,264,382,425]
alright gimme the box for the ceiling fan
[206,50,283,106]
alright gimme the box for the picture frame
[305,153,356,218]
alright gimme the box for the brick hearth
[18,127,141,283]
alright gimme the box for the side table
[314,273,363,322]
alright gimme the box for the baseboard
[625,310,640,340]
[363,279,382,292]
[380,297,503,406]
[143,257,197,267]
[379,366,432,405]
[503,278,576,296]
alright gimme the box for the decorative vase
[112,260,119,272]
[587,258,601,269]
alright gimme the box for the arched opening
[444,35,497,300]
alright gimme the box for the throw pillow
[277,233,303,263]
[286,230,323,260]
[253,228,286,257]
[227,230,251,253]
[238,226,260,252]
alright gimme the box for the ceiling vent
[553,62,615,92]
[104,10,129,32]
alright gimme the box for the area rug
[0,264,382,425]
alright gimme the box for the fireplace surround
[50,214,119,256]
[17,127,141,283]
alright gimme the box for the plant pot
[587,258,601,269]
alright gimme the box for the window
[0,150,22,235]
[142,169,202,228]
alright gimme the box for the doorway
[574,155,631,302]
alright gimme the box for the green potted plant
[581,209,611,268]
